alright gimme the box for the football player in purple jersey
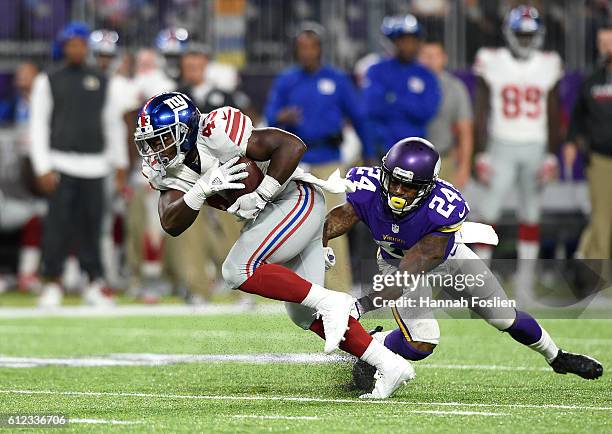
[324,137,603,391]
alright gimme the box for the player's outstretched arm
[323,202,361,247]
[357,233,452,314]
[158,189,198,237]
[246,128,306,185]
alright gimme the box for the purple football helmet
[380,137,440,216]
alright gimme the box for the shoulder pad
[199,106,253,160]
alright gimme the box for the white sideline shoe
[83,280,115,308]
[38,283,63,308]
[360,353,416,399]
[317,291,355,354]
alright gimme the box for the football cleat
[38,283,63,308]
[359,352,416,399]
[317,291,356,353]
[82,280,115,308]
[549,350,603,380]
[353,326,385,391]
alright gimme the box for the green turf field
[0,310,609,433]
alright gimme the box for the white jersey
[474,47,562,144]
[141,106,354,200]
[142,106,255,193]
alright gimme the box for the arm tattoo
[323,202,360,246]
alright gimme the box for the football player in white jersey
[473,5,563,300]
[134,91,416,399]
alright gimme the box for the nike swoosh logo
[222,112,228,120]
[458,207,466,218]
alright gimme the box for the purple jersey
[346,166,469,260]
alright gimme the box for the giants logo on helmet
[164,94,189,111]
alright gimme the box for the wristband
[183,182,207,210]
[255,175,282,201]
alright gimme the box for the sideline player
[323,137,603,391]
[472,5,563,298]
[134,91,414,398]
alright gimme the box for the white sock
[517,240,539,260]
[141,261,162,278]
[360,337,392,371]
[528,328,559,363]
[18,247,40,275]
[300,283,332,309]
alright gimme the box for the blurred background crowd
[0,0,610,308]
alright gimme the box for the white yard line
[70,418,140,425]
[0,353,557,372]
[0,389,610,412]
[395,410,508,416]
[233,415,319,420]
[232,410,509,418]
[0,353,351,367]
[0,353,555,371]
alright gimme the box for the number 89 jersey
[473,47,562,144]
[346,167,469,261]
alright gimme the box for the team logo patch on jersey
[317,78,336,95]
[408,76,425,93]
[83,75,100,91]
[392,224,400,234]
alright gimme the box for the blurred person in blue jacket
[363,14,441,159]
[265,23,371,291]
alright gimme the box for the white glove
[475,153,492,185]
[323,246,336,271]
[537,153,558,184]
[227,190,268,221]
[183,157,248,210]
[227,175,281,221]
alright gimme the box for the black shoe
[352,326,384,391]
[549,349,603,380]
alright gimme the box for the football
[206,156,264,211]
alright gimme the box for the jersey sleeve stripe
[225,109,233,134]
[229,110,242,143]
[437,217,465,233]
[236,113,247,146]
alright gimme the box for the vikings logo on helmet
[380,137,440,216]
